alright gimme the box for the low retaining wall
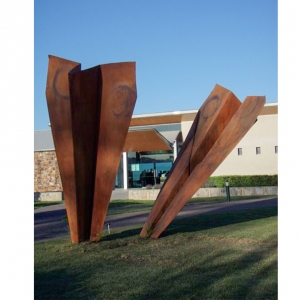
[128,186,278,200]
[34,192,64,202]
[34,186,277,201]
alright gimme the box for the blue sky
[34,0,278,130]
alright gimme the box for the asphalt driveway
[34,197,278,242]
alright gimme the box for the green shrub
[205,175,278,187]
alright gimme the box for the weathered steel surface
[46,56,136,243]
[46,55,81,242]
[90,63,137,241]
[68,66,102,241]
[140,84,240,238]
[140,85,265,238]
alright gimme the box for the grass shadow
[161,206,278,237]
[101,227,142,241]
[100,206,277,241]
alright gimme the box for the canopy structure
[129,110,197,127]
[124,129,180,152]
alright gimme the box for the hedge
[205,175,278,188]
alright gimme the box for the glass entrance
[127,151,173,188]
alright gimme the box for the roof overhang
[124,129,172,152]
[259,103,278,115]
[129,110,197,127]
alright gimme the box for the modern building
[34,103,278,198]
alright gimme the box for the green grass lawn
[35,206,277,299]
[34,201,63,209]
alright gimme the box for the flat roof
[34,130,55,151]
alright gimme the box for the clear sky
[34,0,278,130]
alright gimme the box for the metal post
[225,180,231,202]
[106,223,111,234]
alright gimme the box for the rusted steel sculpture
[140,84,265,239]
[46,55,137,243]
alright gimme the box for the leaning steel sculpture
[140,84,265,239]
[46,55,137,243]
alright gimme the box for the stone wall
[34,151,62,193]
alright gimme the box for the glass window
[238,148,242,156]
[115,155,124,188]
[275,146,278,153]
[127,151,174,188]
[256,147,261,155]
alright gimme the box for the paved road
[34,197,278,242]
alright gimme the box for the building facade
[34,103,277,197]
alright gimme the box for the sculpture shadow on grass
[101,228,142,242]
[101,206,277,241]
[160,206,278,238]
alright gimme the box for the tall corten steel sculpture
[140,84,265,239]
[46,55,137,243]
